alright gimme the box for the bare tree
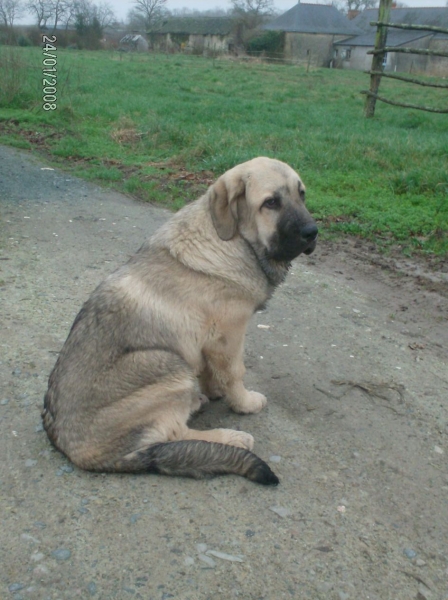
[26,0,52,28]
[231,0,274,29]
[0,0,24,28]
[346,0,378,12]
[60,0,77,29]
[334,0,378,13]
[49,0,69,31]
[96,1,115,29]
[131,0,167,30]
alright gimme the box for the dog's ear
[209,173,245,241]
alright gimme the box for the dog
[42,157,318,485]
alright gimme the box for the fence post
[364,0,393,117]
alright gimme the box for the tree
[230,0,274,30]
[229,0,274,48]
[333,0,378,14]
[26,0,52,28]
[131,0,167,30]
[96,1,115,29]
[73,0,110,48]
[49,0,69,31]
[345,0,377,12]
[0,0,24,29]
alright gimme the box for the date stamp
[42,35,57,111]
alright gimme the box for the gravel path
[1,146,447,600]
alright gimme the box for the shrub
[247,31,284,56]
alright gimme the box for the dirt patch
[1,145,447,600]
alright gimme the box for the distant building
[119,34,149,53]
[333,7,448,75]
[262,2,362,67]
[148,17,235,55]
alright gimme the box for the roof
[352,6,448,32]
[151,17,234,35]
[335,29,431,47]
[262,3,362,36]
[338,6,448,46]
[120,34,147,43]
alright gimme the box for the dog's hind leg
[182,427,254,450]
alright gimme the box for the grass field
[0,47,447,256]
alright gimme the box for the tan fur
[42,157,317,484]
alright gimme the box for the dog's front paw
[219,429,254,450]
[230,391,267,415]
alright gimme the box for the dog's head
[209,157,318,265]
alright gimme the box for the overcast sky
[111,0,447,20]
[18,0,447,26]
[122,0,446,17]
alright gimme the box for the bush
[247,31,284,56]
[17,35,32,47]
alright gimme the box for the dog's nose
[301,223,318,242]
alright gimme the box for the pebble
[269,455,282,463]
[206,550,244,563]
[198,554,216,568]
[33,564,49,578]
[12,368,22,376]
[196,543,208,553]
[1,398,9,405]
[31,552,45,562]
[61,465,75,473]
[403,548,417,559]
[35,424,44,432]
[184,556,195,566]
[51,548,71,561]
[269,506,291,518]
[434,446,444,455]
[129,514,140,524]
[25,459,37,468]
[21,533,40,544]
[8,583,25,593]
[87,582,97,596]
[416,558,427,567]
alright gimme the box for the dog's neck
[149,197,273,303]
[238,234,290,288]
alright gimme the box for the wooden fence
[362,0,448,117]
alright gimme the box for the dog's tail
[111,440,279,486]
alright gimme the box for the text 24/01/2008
[42,35,57,111]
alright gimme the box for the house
[262,2,362,67]
[148,17,235,55]
[333,7,448,75]
[119,33,149,52]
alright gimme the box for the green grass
[1,47,447,256]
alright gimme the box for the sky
[17,0,447,27]
[108,0,446,22]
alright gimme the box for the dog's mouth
[303,237,317,256]
[269,228,318,263]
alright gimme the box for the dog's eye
[262,197,281,210]
[299,189,306,202]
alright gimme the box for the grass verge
[0,47,447,257]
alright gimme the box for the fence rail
[364,0,448,117]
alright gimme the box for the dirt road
[1,146,447,600]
